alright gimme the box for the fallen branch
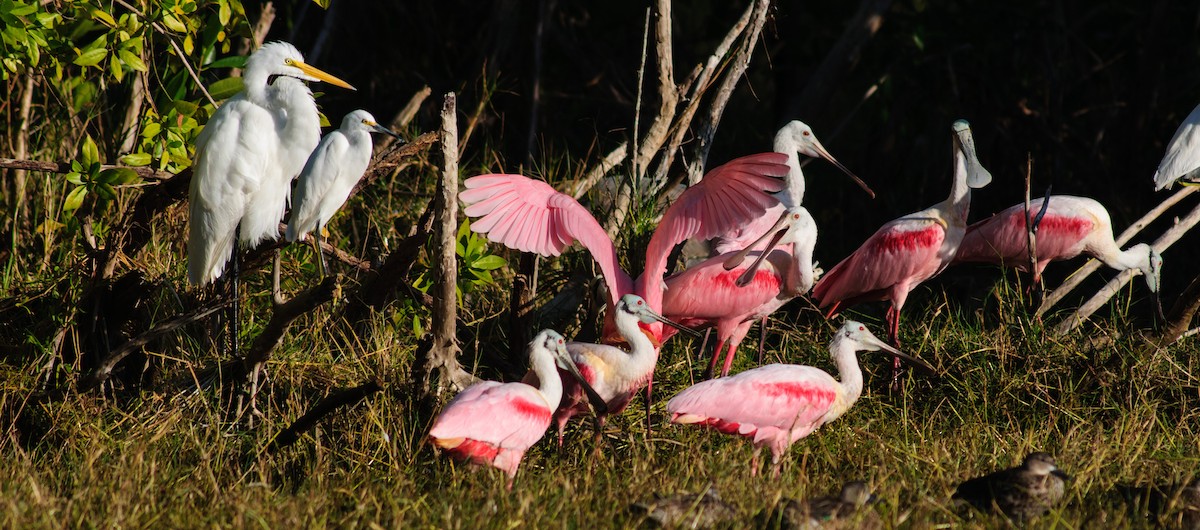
[1053,199,1200,334]
[77,301,229,392]
[1037,186,1198,316]
[0,158,175,181]
[269,378,384,451]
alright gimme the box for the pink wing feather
[812,220,947,310]
[639,152,790,309]
[461,174,634,305]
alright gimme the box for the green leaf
[10,3,38,16]
[117,49,146,71]
[141,121,161,138]
[204,54,246,70]
[469,269,494,284]
[169,99,198,116]
[318,112,330,128]
[91,8,117,27]
[63,186,87,211]
[73,47,107,67]
[312,0,331,8]
[93,182,117,201]
[98,168,138,185]
[206,76,243,100]
[470,255,507,271]
[65,172,83,185]
[161,13,186,33]
[120,153,151,166]
[218,0,231,24]
[80,136,99,166]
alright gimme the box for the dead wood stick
[1053,200,1200,334]
[0,158,176,181]
[1037,186,1198,316]
[78,301,230,392]
[269,379,385,451]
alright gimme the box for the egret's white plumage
[187,41,354,286]
[1154,102,1200,191]
[285,110,399,244]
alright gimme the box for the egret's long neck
[774,136,804,207]
[269,78,321,178]
[825,335,865,421]
[530,347,564,408]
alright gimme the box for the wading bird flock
[183,41,1194,524]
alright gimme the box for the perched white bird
[187,41,354,286]
[285,110,401,274]
[1154,102,1200,191]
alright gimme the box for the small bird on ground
[629,487,738,529]
[952,451,1070,522]
[759,481,879,529]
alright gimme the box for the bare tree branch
[1053,200,1200,334]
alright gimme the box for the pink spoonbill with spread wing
[953,195,1163,315]
[667,320,934,477]
[428,329,607,490]
[811,120,991,382]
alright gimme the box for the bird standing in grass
[667,320,933,477]
[661,205,820,377]
[548,294,699,444]
[952,451,1070,522]
[811,120,990,385]
[285,109,402,275]
[428,329,606,490]
[953,195,1163,316]
[629,488,738,529]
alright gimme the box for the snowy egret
[285,109,401,275]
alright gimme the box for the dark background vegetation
[276,0,1200,317]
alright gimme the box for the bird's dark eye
[362,120,369,125]
[802,131,810,136]
[284,58,295,66]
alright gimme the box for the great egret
[284,110,401,275]
[188,40,355,286]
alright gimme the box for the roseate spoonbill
[660,206,819,377]
[189,41,354,286]
[666,320,934,477]
[712,120,872,255]
[760,481,879,529]
[1154,102,1200,190]
[953,452,1071,522]
[630,488,737,529]
[548,294,700,443]
[953,195,1163,316]
[285,110,401,275]
[428,329,606,490]
[1111,477,1200,527]
[811,120,991,382]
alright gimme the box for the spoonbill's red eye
[637,300,643,306]
[859,326,865,331]
[802,131,810,136]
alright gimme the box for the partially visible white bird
[1154,102,1200,191]
[285,109,401,274]
[188,41,355,286]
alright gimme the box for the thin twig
[113,0,216,106]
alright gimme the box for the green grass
[2,275,1198,529]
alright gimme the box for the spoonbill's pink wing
[667,364,837,439]
[461,174,633,305]
[811,218,947,312]
[640,152,789,309]
[954,197,1095,268]
[428,381,553,459]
